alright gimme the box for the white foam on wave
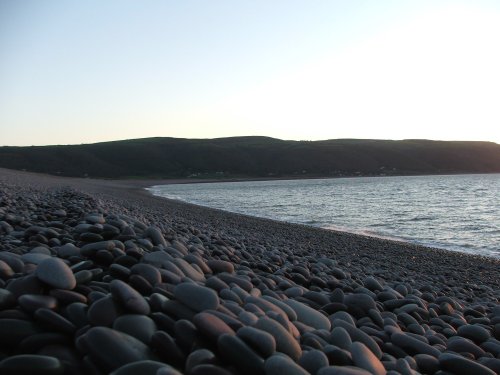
[321,224,409,243]
[145,187,190,203]
[321,224,498,257]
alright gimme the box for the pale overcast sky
[1,0,499,146]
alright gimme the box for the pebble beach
[0,168,499,375]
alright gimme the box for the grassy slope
[1,136,500,178]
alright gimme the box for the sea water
[148,174,500,258]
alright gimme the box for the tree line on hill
[1,137,499,179]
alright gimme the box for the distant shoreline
[2,166,499,189]
[143,170,500,187]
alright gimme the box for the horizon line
[1,135,499,148]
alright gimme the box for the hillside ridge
[1,136,499,179]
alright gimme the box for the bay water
[148,174,500,258]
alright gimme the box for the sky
[1,0,499,146]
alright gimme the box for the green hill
[1,137,500,179]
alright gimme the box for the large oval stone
[18,294,58,313]
[36,258,76,290]
[350,342,386,375]
[333,319,382,359]
[439,352,495,375]
[174,283,219,312]
[254,317,302,361]
[193,312,235,343]
[284,299,331,330]
[0,354,64,375]
[391,332,440,358]
[265,354,310,375]
[237,326,276,358]
[207,260,235,274]
[110,279,150,315]
[109,360,174,375]
[344,294,376,317]
[317,366,372,375]
[217,334,265,375]
[457,324,491,344]
[113,315,157,344]
[298,349,329,375]
[330,327,352,350]
[0,289,16,310]
[83,327,156,372]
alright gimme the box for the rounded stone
[22,253,52,265]
[478,358,500,374]
[217,334,265,375]
[457,324,491,344]
[363,277,383,292]
[193,312,235,343]
[317,366,372,375]
[0,259,15,279]
[254,317,302,361]
[144,226,167,246]
[18,294,58,313]
[110,279,150,315]
[35,258,76,290]
[237,326,276,358]
[265,354,310,375]
[298,349,330,375]
[323,345,353,366]
[174,282,219,312]
[130,264,161,286]
[207,260,235,274]
[439,352,496,375]
[0,354,64,375]
[391,332,441,358]
[350,342,386,375]
[85,213,105,224]
[56,243,80,258]
[150,331,186,368]
[344,294,376,317]
[330,311,356,326]
[330,326,353,351]
[414,354,439,375]
[0,289,16,310]
[49,289,87,304]
[185,349,217,374]
[447,336,485,358]
[34,308,76,335]
[83,326,156,372]
[283,298,331,330]
[87,295,122,327]
[333,319,382,359]
[113,314,157,344]
[173,258,206,281]
[109,360,171,375]
[190,365,233,375]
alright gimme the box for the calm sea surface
[148,174,500,258]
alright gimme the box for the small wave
[152,192,190,203]
[408,216,435,222]
[321,225,408,243]
[303,219,321,225]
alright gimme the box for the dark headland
[0,167,499,374]
[2,136,500,179]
